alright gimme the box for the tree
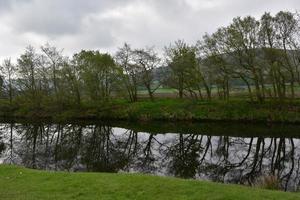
[41,43,65,101]
[17,46,43,106]
[74,50,119,101]
[225,16,264,102]
[165,40,198,98]
[197,31,231,100]
[275,11,299,99]
[61,58,82,106]
[0,59,16,103]
[115,43,139,102]
[131,47,161,100]
[259,12,286,100]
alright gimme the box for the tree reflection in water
[0,123,299,191]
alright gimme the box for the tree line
[1,11,300,106]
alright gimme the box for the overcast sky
[0,0,299,61]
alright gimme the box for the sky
[0,0,299,61]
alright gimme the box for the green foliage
[74,50,121,101]
[165,40,199,98]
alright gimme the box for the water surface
[0,121,300,191]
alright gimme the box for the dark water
[1,121,300,191]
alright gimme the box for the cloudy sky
[0,0,299,61]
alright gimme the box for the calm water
[0,121,300,191]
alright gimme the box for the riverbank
[0,165,299,200]
[0,98,300,123]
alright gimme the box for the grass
[60,98,300,123]
[0,165,299,200]
[1,97,300,123]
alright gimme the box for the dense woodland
[1,11,300,108]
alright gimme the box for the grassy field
[0,165,299,200]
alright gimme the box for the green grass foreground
[0,165,299,200]
[1,98,300,123]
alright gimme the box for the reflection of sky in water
[0,123,300,191]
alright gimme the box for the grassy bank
[1,98,300,123]
[0,165,299,200]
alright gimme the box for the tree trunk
[240,75,253,102]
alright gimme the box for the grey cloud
[0,0,32,12]
[0,0,300,61]
[7,0,130,36]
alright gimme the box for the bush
[256,175,280,190]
